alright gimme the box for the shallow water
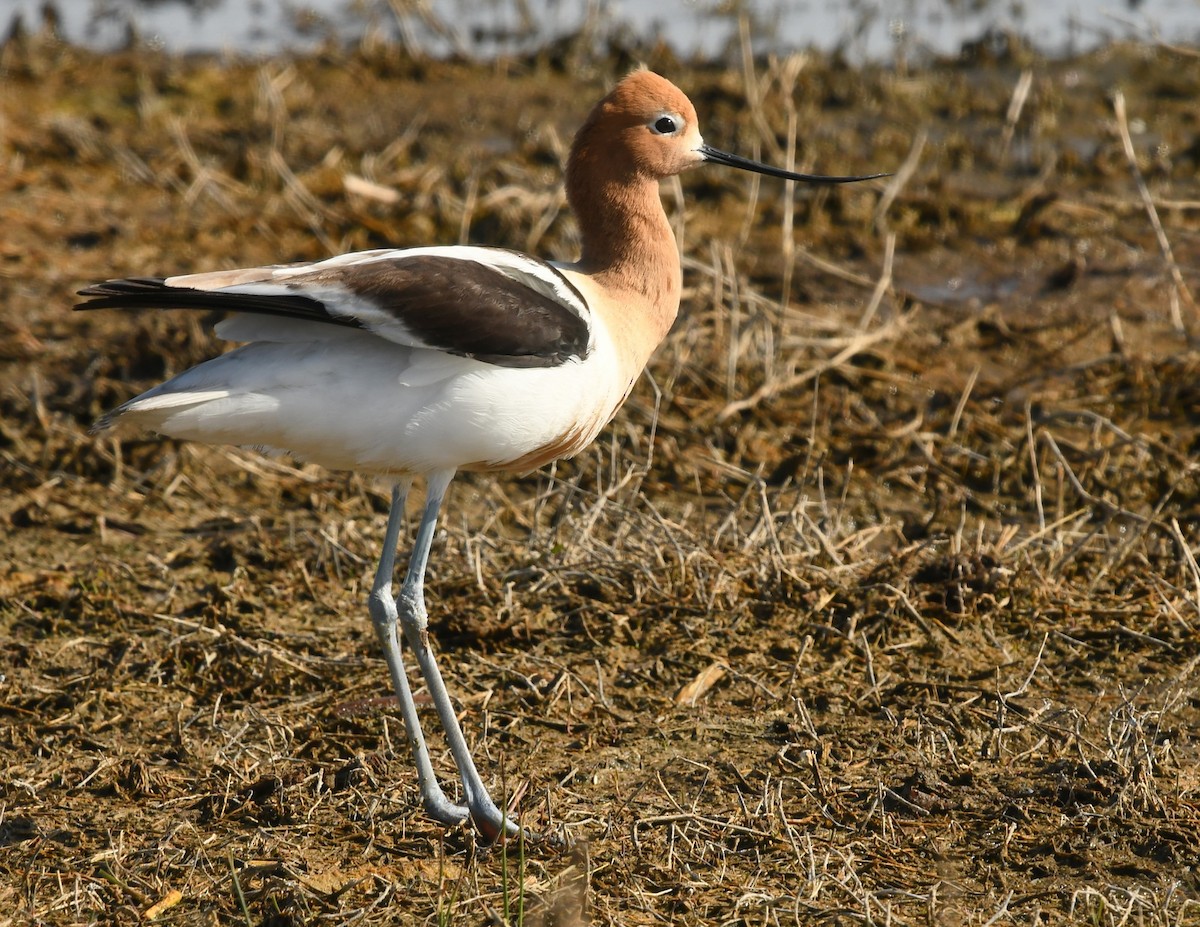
[10,0,1200,59]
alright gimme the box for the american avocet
[77,70,884,839]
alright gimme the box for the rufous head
[569,69,888,186]
[570,69,704,180]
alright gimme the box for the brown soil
[3,21,1200,927]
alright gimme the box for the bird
[76,69,885,840]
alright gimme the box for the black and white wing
[76,246,593,369]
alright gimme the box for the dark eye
[651,115,678,135]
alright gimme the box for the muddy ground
[2,19,1200,927]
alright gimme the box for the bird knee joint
[367,590,396,627]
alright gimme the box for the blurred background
[4,2,1200,925]
[8,0,1200,59]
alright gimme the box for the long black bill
[700,144,889,184]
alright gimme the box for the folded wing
[76,246,593,369]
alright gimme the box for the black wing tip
[73,275,363,330]
[75,277,172,310]
[78,276,170,295]
[88,412,117,434]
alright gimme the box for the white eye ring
[649,113,682,136]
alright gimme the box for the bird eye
[651,114,680,135]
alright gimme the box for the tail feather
[89,388,235,434]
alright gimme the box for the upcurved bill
[700,144,889,184]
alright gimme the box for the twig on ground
[1112,90,1197,334]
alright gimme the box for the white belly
[112,320,629,476]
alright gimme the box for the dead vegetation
[2,18,1200,927]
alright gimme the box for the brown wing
[77,249,592,369]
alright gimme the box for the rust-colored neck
[565,141,682,356]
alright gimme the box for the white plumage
[109,256,622,474]
[78,69,884,840]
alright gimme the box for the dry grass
[2,21,1200,927]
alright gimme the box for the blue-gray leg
[369,480,469,826]
[396,469,521,840]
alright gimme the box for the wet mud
[3,21,1200,926]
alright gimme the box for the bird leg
[368,480,469,826]
[395,469,521,840]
